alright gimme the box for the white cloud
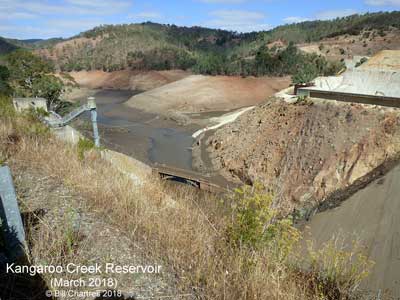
[46,19,104,31]
[315,9,357,20]
[210,10,265,20]
[283,16,310,24]
[0,11,37,20]
[206,9,270,32]
[130,12,162,19]
[0,0,133,38]
[66,0,130,10]
[365,0,400,6]
[283,9,360,24]
[199,0,247,3]
[0,0,131,16]
[0,24,65,39]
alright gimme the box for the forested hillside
[2,11,399,79]
[0,38,18,56]
[261,11,400,43]
[35,23,342,78]
[36,22,249,73]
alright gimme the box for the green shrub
[294,95,313,106]
[0,95,15,118]
[307,235,374,297]
[19,115,50,138]
[0,65,12,96]
[226,183,300,261]
[292,63,319,85]
[4,50,65,112]
[355,57,368,68]
[77,137,95,160]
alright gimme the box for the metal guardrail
[0,166,26,262]
[298,88,400,108]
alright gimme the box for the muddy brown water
[78,89,199,171]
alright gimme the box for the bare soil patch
[298,28,400,62]
[68,69,191,91]
[124,75,290,114]
[202,97,400,215]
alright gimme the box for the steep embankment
[202,98,400,214]
[124,75,290,114]
[304,164,400,296]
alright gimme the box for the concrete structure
[297,51,400,107]
[299,69,400,97]
[12,97,47,113]
[45,99,100,147]
[153,163,229,193]
[297,68,400,107]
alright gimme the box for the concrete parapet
[101,150,152,186]
[12,98,47,113]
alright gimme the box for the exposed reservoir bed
[75,89,199,170]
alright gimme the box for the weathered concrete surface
[52,124,83,144]
[300,69,400,98]
[12,98,47,112]
[303,164,400,297]
[101,149,152,185]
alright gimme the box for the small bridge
[152,163,228,193]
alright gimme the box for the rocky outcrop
[205,98,400,214]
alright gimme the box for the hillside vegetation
[0,38,18,56]
[28,11,398,78]
[260,11,400,44]
[0,50,66,112]
[38,23,342,79]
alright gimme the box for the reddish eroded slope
[206,98,400,214]
[298,28,400,62]
[68,69,191,91]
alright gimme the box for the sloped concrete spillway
[298,51,400,108]
[304,164,400,297]
[310,69,400,97]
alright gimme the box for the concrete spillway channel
[297,68,400,108]
[303,164,400,297]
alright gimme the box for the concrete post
[0,166,26,261]
[91,109,100,147]
[88,97,100,147]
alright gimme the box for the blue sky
[0,0,399,39]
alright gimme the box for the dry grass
[0,97,374,300]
